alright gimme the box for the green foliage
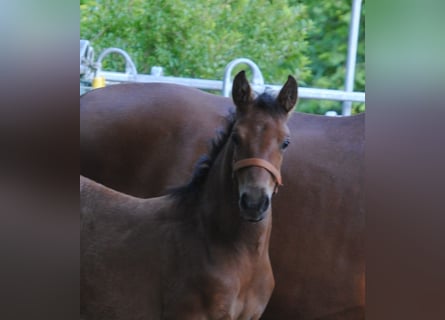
[292,0,365,114]
[81,0,311,84]
[81,0,365,114]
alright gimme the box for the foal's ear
[277,75,298,114]
[232,70,253,113]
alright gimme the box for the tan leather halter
[233,158,283,194]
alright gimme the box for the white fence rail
[81,40,364,115]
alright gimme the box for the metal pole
[342,0,363,115]
[94,48,138,80]
[222,58,264,97]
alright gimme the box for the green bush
[81,0,365,114]
[293,0,365,114]
[81,0,312,84]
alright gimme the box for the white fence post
[342,0,363,115]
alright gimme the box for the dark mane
[167,109,236,203]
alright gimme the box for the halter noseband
[233,158,283,194]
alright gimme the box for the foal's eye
[281,139,290,150]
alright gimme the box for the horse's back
[80,83,233,197]
[80,175,143,219]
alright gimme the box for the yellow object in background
[92,76,106,88]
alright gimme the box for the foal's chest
[163,262,274,319]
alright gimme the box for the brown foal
[81,71,298,320]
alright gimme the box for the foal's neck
[198,143,272,254]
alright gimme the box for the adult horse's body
[81,72,298,320]
[80,83,365,319]
[80,83,233,197]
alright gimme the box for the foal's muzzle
[233,158,282,222]
[239,190,270,222]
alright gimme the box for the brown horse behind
[80,82,232,197]
[80,81,364,319]
[81,71,298,319]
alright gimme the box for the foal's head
[231,71,298,222]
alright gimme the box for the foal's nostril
[240,192,270,213]
[240,193,249,211]
[259,195,270,212]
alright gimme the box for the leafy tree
[81,0,311,85]
[81,0,365,114]
[291,0,365,114]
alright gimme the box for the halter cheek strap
[233,158,283,194]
